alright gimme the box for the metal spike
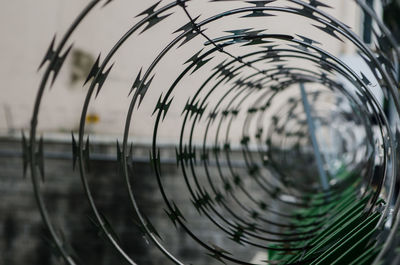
[251,210,259,220]
[223,179,232,192]
[318,60,334,73]
[176,144,196,166]
[182,99,205,118]
[360,72,372,86]
[296,34,321,45]
[312,24,343,42]
[202,189,213,206]
[220,67,238,82]
[50,44,73,87]
[174,16,200,34]
[357,51,378,76]
[290,5,316,18]
[191,191,204,214]
[208,110,218,121]
[376,50,395,71]
[288,43,308,52]
[376,34,392,52]
[201,149,209,162]
[71,133,78,170]
[233,174,242,186]
[135,1,172,33]
[132,217,146,236]
[36,136,45,182]
[101,213,120,244]
[215,191,225,204]
[247,222,258,232]
[225,28,254,36]
[223,142,231,151]
[230,225,245,244]
[191,189,212,214]
[183,144,190,165]
[234,77,246,89]
[84,54,114,97]
[241,11,275,18]
[241,38,271,46]
[89,213,121,244]
[206,250,227,264]
[270,56,286,63]
[149,149,161,173]
[233,30,268,47]
[175,147,180,167]
[260,49,280,59]
[136,1,162,18]
[38,35,56,70]
[176,0,190,7]
[242,1,276,17]
[152,94,173,121]
[309,0,332,8]
[213,59,228,72]
[41,234,62,258]
[198,103,207,120]
[84,54,101,86]
[184,49,213,74]
[140,13,173,34]
[22,132,30,178]
[246,0,275,5]
[190,101,200,118]
[124,143,134,171]
[164,202,185,227]
[83,136,90,172]
[144,215,162,240]
[211,243,232,256]
[184,49,203,65]
[95,63,114,97]
[259,201,267,210]
[130,71,154,107]
[38,36,73,86]
[116,140,122,163]
[178,28,204,48]
[129,68,142,96]
[116,140,125,177]
[240,136,250,146]
[248,164,259,177]
[192,57,213,74]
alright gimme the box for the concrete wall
[0,0,360,143]
[1,137,281,264]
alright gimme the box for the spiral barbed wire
[25,0,400,264]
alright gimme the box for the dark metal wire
[27,0,400,264]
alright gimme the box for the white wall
[0,0,360,144]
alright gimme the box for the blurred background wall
[0,0,361,140]
[0,0,394,264]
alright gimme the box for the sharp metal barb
[84,54,114,97]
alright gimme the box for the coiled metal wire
[28,0,400,264]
